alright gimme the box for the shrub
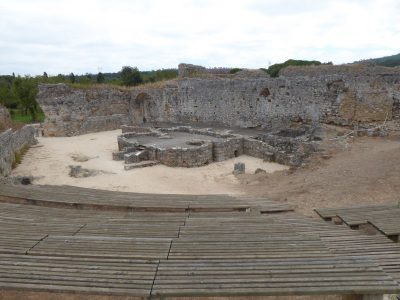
[229,68,243,74]
[266,59,323,77]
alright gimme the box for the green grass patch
[68,82,130,91]
[10,109,45,123]
[12,144,29,169]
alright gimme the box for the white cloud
[0,0,399,75]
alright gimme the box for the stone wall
[213,138,243,162]
[115,126,317,168]
[37,84,131,136]
[130,64,400,128]
[157,143,213,167]
[0,125,37,177]
[36,64,400,136]
[0,105,11,130]
[243,138,276,160]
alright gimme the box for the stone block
[233,162,245,175]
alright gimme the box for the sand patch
[11,129,288,195]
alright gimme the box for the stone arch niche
[131,92,154,124]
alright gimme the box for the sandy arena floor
[12,129,288,195]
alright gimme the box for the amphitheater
[1,63,400,299]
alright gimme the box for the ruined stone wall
[130,75,325,129]
[37,64,400,136]
[0,125,37,176]
[243,138,276,161]
[0,105,11,130]
[213,138,243,162]
[281,64,400,124]
[37,84,131,136]
[130,65,400,129]
[157,143,213,167]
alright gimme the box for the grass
[132,78,179,90]
[10,110,45,123]
[11,144,29,169]
[68,83,131,91]
[69,78,179,91]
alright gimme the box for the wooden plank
[28,236,172,260]
[0,254,157,296]
[314,204,398,221]
[152,258,399,297]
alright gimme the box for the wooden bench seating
[315,204,400,242]
[0,254,157,296]
[153,258,397,297]
[0,183,293,213]
[0,185,399,298]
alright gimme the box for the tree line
[0,67,178,122]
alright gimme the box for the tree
[0,77,16,108]
[69,72,76,83]
[120,66,143,86]
[12,76,39,121]
[96,72,105,83]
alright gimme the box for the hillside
[369,53,400,67]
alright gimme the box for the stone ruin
[0,104,11,129]
[32,62,400,169]
[36,63,400,137]
[112,124,319,170]
[0,105,38,177]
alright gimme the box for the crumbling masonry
[34,64,400,167]
[36,64,400,137]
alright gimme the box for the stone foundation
[114,125,317,169]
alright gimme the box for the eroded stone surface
[233,162,245,175]
[36,64,400,137]
[0,105,11,129]
[68,165,99,178]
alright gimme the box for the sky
[0,0,399,75]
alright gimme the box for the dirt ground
[11,124,400,217]
[11,130,288,195]
[239,129,400,216]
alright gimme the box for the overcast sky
[1,0,399,75]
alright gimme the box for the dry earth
[11,126,400,217]
[240,131,400,215]
[11,129,288,195]
[8,125,400,299]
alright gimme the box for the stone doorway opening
[132,93,152,124]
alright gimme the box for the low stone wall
[121,125,152,133]
[158,143,213,167]
[243,138,276,161]
[0,125,37,177]
[213,137,243,162]
[115,126,318,168]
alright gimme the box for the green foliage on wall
[266,59,324,77]
[229,68,243,74]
